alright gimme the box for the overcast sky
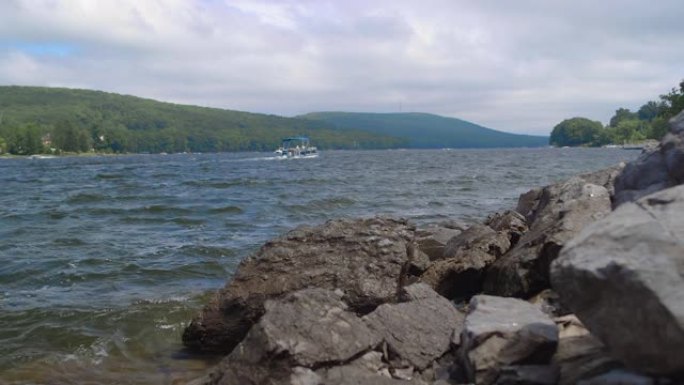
[1,0,682,135]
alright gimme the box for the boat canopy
[282,137,310,142]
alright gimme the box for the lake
[0,148,638,384]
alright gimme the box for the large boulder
[420,224,510,299]
[552,185,684,375]
[363,283,465,370]
[613,109,684,207]
[484,174,613,297]
[458,295,559,385]
[183,217,418,353]
[199,288,383,385]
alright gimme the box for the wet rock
[459,295,559,385]
[552,315,620,385]
[183,217,416,353]
[484,174,612,297]
[416,225,462,261]
[613,109,684,207]
[552,185,684,376]
[363,283,465,370]
[421,224,510,299]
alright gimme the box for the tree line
[550,80,684,147]
[0,86,405,155]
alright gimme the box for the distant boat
[274,137,318,159]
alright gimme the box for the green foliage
[555,79,684,147]
[549,117,603,147]
[0,86,405,154]
[300,112,548,148]
[608,108,638,128]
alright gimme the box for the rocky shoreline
[181,110,684,385]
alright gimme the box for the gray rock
[183,217,416,353]
[421,224,510,299]
[484,175,612,297]
[416,225,463,261]
[552,315,620,385]
[486,210,529,246]
[204,288,382,385]
[577,370,656,385]
[459,295,559,385]
[552,185,684,375]
[495,365,559,385]
[321,365,426,385]
[363,283,465,370]
[613,109,684,207]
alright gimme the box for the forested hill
[0,86,405,154]
[300,112,548,148]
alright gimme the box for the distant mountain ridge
[0,86,404,154]
[300,111,548,148]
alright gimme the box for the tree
[550,117,603,147]
[0,136,6,154]
[637,101,665,122]
[609,108,638,128]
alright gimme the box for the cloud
[0,0,683,135]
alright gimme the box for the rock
[421,224,510,299]
[485,210,529,246]
[551,185,684,376]
[484,174,612,297]
[363,283,465,370]
[321,365,426,385]
[495,365,559,385]
[183,217,416,353]
[528,289,569,317]
[577,370,657,385]
[203,288,382,385]
[613,109,684,207]
[552,315,620,385]
[459,295,559,385]
[416,225,462,261]
[516,188,543,222]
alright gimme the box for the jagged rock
[416,225,462,260]
[485,210,529,246]
[459,295,559,385]
[183,217,416,353]
[552,185,684,376]
[363,283,465,370]
[484,173,612,297]
[613,109,684,207]
[552,315,620,385]
[495,365,559,385]
[202,288,382,385]
[421,224,510,299]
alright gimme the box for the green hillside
[300,112,548,148]
[0,86,405,155]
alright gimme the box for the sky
[0,0,683,136]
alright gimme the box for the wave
[66,193,109,204]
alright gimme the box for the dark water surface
[0,148,638,384]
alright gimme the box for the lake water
[0,148,638,384]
